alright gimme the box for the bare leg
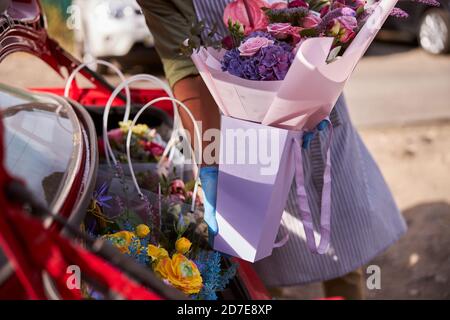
[322,268,365,300]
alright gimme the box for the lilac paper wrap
[214,116,332,262]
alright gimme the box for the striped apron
[193,0,407,286]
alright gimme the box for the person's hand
[199,166,219,246]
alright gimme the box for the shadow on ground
[366,201,450,299]
[276,202,450,300]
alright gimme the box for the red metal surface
[30,87,173,116]
[233,258,272,300]
[1,0,274,301]
[0,114,163,300]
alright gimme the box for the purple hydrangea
[244,31,276,41]
[222,33,295,81]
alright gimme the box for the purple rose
[238,36,275,57]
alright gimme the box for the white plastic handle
[125,97,202,212]
[64,59,132,121]
[64,59,132,164]
[103,74,176,167]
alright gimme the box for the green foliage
[308,0,331,12]
[227,19,245,47]
[300,28,319,37]
[180,20,223,57]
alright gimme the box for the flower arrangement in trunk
[85,123,237,300]
[104,121,165,163]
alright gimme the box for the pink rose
[142,140,164,157]
[222,35,234,49]
[187,191,203,206]
[238,36,274,56]
[149,142,164,157]
[267,23,292,39]
[170,179,185,195]
[223,0,270,35]
[288,0,309,8]
[288,26,302,44]
[302,14,322,28]
[107,128,123,144]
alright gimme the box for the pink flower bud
[328,15,358,43]
[107,128,123,144]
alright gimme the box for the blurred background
[0,0,449,299]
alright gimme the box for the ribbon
[292,120,333,254]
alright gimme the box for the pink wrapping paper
[191,0,398,131]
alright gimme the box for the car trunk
[0,0,272,300]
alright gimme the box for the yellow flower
[147,245,169,261]
[132,124,149,137]
[119,120,131,133]
[175,237,192,254]
[154,254,203,295]
[135,224,150,238]
[119,120,149,137]
[103,231,135,254]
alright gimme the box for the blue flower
[93,182,112,208]
[193,251,237,300]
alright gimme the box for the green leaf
[327,46,342,63]
[356,6,365,16]
[114,209,143,231]
[299,28,319,37]
[309,0,330,12]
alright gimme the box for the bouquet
[105,121,166,164]
[185,0,440,130]
[84,122,237,300]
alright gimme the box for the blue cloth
[199,166,219,246]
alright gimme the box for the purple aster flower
[317,7,357,33]
[412,0,440,6]
[93,182,112,208]
[390,7,409,18]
